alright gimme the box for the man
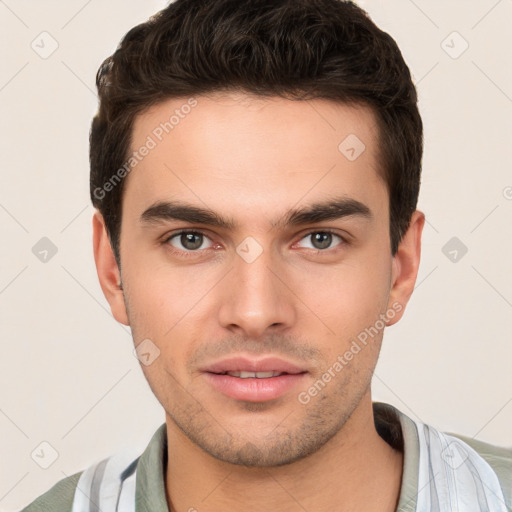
[21,0,511,511]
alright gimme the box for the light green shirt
[21,402,512,511]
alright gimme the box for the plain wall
[1,1,511,510]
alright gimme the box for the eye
[165,231,214,252]
[296,230,346,251]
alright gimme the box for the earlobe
[386,210,425,326]
[92,210,130,326]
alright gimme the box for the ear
[386,210,425,326]
[92,210,130,326]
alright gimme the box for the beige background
[1,0,511,510]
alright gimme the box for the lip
[203,372,307,402]
[200,356,308,402]
[200,356,306,375]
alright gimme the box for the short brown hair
[90,0,422,264]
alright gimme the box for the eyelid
[160,231,216,261]
[164,229,215,247]
[293,228,348,250]
[162,228,349,256]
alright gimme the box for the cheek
[124,254,210,327]
[293,252,391,332]
[123,260,215,373]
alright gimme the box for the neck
[164,393,403,512]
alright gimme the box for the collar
[134,402,420,512]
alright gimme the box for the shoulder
[19,470,83,512]
[448,431,512,510]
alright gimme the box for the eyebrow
[139,196,372,230]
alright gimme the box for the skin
[93,92,424,512]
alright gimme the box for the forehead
[123,92,386,225]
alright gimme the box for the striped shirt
[21,402,512,512]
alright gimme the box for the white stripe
[71,449,140,512]
[415,422,507,512]
[117,469,137,512]
[98,451,139,511]
[72,460,104,512]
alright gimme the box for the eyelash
[163,230,216,259]
[162,229,348,258]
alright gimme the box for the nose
[217,243,296,339]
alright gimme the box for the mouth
[211,370,294,378]
[201,356,308,402]
[201,355,306,375]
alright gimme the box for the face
[94,92,423,467]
